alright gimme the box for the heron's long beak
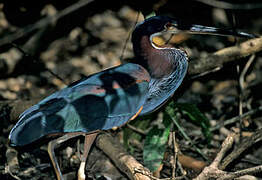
[169,20,257,39]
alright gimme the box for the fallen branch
[220,129,262,170]
[194,129,262,180]
[96,133,151,180]
[188,36,262,75]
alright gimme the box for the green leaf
[143,116,172,172]
[174,103,212,143]
[123,116,151,151]
[145,12,156,19]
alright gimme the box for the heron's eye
[164,22,173,30]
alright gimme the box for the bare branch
[188,37,262,75]
[96,133,151,180]
[194,130,262,180]
[220,129,262,170]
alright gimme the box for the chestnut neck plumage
[132,28,188,115]
[132,32,179,79]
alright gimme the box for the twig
[11,43,67,85]
[189,67,221,80]
[238,54,255,137]
[176,159,187,179]
[1,7,66,80]
[169,114,208,161]
[172,132,177,178]
[127,124,147,136]
[168,131,204,175]
[5,147,21,180]
[171,133,189,179]
[220,129,262,170]
[193,133,235,180]
[5,166,21,180]
[213,133,235,167]
[236,63,243,136]
[210,105,262,131]
[220,165,262,180]
[119,12,141,62]
[239,54,256,91]
[195,130,262,180]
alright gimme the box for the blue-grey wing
[9,63,150,146]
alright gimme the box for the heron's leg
[48,134,82,180]
[78,133,97,180]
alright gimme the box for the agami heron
[9,16,254,180]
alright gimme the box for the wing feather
[9,63,150,146]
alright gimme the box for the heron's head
[132,15,256,42]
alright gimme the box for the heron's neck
[133,35,176,79]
